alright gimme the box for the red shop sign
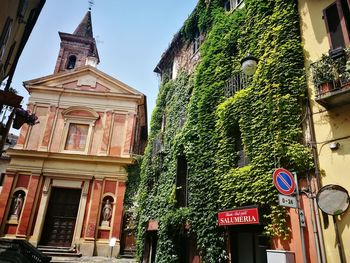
[218,207,260,226]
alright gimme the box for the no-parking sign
[273,168,295,196]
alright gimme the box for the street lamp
[240,54,259,76]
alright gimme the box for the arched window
[66,55,77,69]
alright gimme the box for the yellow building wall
[299,0,350,262]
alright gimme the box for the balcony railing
[311,48,350,108]
[152,133,165,157]
[224,71,252,98]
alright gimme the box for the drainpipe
[305,97,327,263]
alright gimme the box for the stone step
[38,247,74,253]
[38,245,82,261]
[41,251,82,257]
[38,245,71,249]
[119,254,135,259]
[50,256,81,263]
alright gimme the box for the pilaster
[0,172,16,226]
[16,173,40,237]
[123,113,136,156]
[38,105,57,151]
[112,181,126,239]
[84,179,103,239]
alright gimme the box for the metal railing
[311,48,350,97]
[152,133,164,157]
[0,238,51,262]
[224,71,252,98]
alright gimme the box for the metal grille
[311,49,350,97]
[152,134,164,156]
[224,71,252,98]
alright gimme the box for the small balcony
[152,133,165,157]
[224,71,252,98]
[311,48,350,108]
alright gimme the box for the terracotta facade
[0,11,147,257]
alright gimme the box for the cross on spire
[88,0,94,10]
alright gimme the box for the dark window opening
[179,109,186,128]
[17,0,29,20]
[176,155,188,208]
[324,3,345,49]
[323,1,350,49]
[66,55,77,69]
[193,32,200,54]
[152,134,164,156]
[161,62,173,82]
[0,173,5,186]
[341,0,350,41]
[161,113,166,133]
[224,1,231,11]
[0,17,13,59]
[224,0,243,11]
[237,134,250,168]
[4,42,16,72]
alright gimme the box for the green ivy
[123,157,142,234]
[135,73,193,261]
[136,0,314,262]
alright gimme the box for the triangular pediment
[24,66,143,96]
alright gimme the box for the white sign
[109,237,117,247]
[278,194,297,208]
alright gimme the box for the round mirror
[316,184,349,216]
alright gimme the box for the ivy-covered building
[137,0,323,262]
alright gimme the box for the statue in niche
[101,199,112,227]
[10,193,24,220]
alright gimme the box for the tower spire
[73,11,93,38]
[53,10,99,73]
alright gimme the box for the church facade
[0,11,147,257]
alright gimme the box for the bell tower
[53,10,99,74]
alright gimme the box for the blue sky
[11,0,198,129]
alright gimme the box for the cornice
[27,85,144,101]
[24,66,144,96]
[6,149,134,165]
[27,99,136,113]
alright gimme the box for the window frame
[224,0,244,12]
[17,0,29,20]
[192,32,201,54]
[323,0,350,49]
[0,17,13,60]
[60,108,99,155]
[4,41,16,72]
[175,155,188,208]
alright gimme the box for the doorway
[143,231,158,263]
[40,187,81,247]
[229,228,268,263]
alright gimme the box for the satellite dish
[316,184,350,216]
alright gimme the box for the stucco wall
[299,0,350,262]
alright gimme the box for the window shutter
[323,2,345,49]
[339,0,350,45]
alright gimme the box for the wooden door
[40,187,81,247]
